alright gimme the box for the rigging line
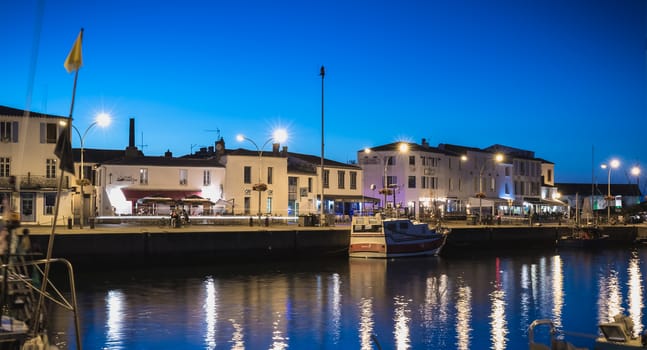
[17,0,46,178]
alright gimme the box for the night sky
[2,0,645,186]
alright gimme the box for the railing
[2,174,70,189]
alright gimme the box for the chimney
[272,143,280,155]
[164,149,173,158]
[421,138,429,147]
[281,146,288,157]
[129,118,135,148]
[125,117,140,158]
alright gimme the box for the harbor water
[48,246,647,349]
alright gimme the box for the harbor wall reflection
[48,249,647,349]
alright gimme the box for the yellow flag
[64,29,84,73]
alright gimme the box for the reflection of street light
[237,129,288,223]
[476,153,503,225]
[601,159,620,224]
[67,112,111,228]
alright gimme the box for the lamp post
[237,129,287,225]
[70,112,111,228]
[477,153,503,225]
[631,166,641,189]
[365,143,408,216]
[601,159,620,224]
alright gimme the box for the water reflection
[454,279,472,350]
[393,295,411,349]
[48,248,647,349]
[627,251,644,337]
[105,290,125,350]
[203,277,217,349]
[490,257,508,350]
[358,297,375,350]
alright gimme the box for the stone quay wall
[22,224,647,266]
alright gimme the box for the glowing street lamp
[366,142,409,215]
[476,153,503,225]
[237,129,288,224]
[601,158,620,224]
[68,112,111,228]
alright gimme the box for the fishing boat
[0,207,82,349]
[528,313,647,350]
[348,213,448,258]
[557,225,609,249]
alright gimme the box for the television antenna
[205,128,221,140]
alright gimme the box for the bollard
[89,217,95,229]
[67,217,72,229]
[265,216,269,227]
[249,217,253,227]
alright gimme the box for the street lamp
[68,112,111,228]
[366,142,409,216]
[237,129,288,224]
[601,158,620,224]
[476,153,503,225]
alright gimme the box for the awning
[180,194,215,205]
[541,198,567,206]
[468,197,509,207]
[121,189,200,202]
[318,194,380,203]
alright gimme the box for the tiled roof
[556,182,642,197]
[101,155,224,167]
[0,105,65,119]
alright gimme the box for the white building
[0,105,73,226]
[97,152,226,216]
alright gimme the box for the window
[323,170,330,188]
[139,168,148,185]
[243,166,252,184]
[203,170,211,186]
[421,176,438,189]
[44,192,56,215]
[308,177,313,192]
[337,170,345,189]
[179,169,188,185]
[0,121,17,143]
[266,197,272,214]
[489,177,496,191]
[244,196,251,215]
[46,159,56,179]
[505,183,510,194]
[547,169,552,182]
[267,167,273,184]
[349,171,357,190]
[505,167,511,176]
[40,122,58,144]
[384,175,397,187]
[386,156,394,166]
[408,176,416,188]
[0,157,9,177]
[409,156,415,166]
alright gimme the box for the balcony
[0,174,70,190]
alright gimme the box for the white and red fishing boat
[349,214,448,258]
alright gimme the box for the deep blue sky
[1,0,645,185]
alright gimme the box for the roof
[288,152,362,170]
[100,155,224,168]
[363,142,456,156]
[72,148,134,163]
[0,105,66,119]
[556,182,642,197]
